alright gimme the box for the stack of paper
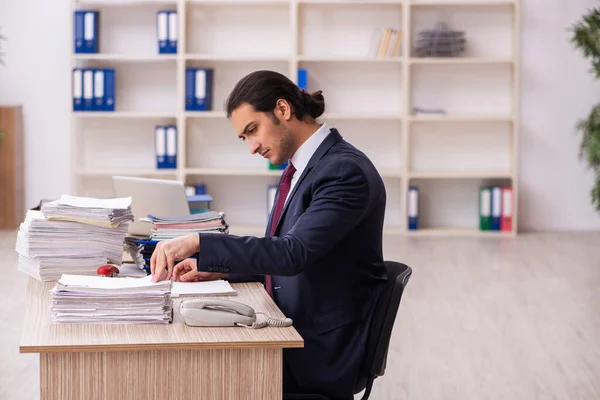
[15,196,134,281]
[41,195,134,228]
[50,274,173,324]
[141,211,229,240]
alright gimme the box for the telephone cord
[236,312,293,329]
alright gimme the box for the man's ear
[275,98,292,121]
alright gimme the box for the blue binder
[168,11,178,54]
[83,69,94,111]
[74,11,85,53]
[408,186,419,230]
[93,69,104,111]
[72,68,83,111]
[490,186,502,230]
[165,125,177,169]
[194,68,213,111]
[83,11,99,53]
[185,68,195,111]
[103,68,115,111]
[157,11,169,54]
[155,125,167,169]
[298,68,308,90]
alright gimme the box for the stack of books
[142,211,228,241]
[15,195,134,281]
[50,274,173,324]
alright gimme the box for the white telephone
[180,299,293,329]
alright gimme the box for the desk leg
[41,348,282,400]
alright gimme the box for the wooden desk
[19,278,304,400]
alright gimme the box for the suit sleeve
[196,160,371,276]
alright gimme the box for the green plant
[571,7,600,212]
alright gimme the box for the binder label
[168,12,178,41]
[195,70,206,99]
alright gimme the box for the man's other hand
[173,258,228,282]
[150,234,199,282]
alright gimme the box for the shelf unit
[70,0,520,236]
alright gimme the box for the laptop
[112,176,190,236]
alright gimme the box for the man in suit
[150,70,388,399]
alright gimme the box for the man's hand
[172,258,227,282]
[150,234,200,282]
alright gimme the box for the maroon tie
[265,162,296,295]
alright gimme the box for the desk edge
[19,339,304,354]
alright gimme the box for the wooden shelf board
[185,111,227,118]
[409,171,513,179]
[73,111,177,119]
[323,113,403,120]
[299,55,403,63]
[409,115,514,123]
[77,169,178,177]
[410,0,514,6]
[299,0,403,4]
[409,57,513,65]
[406,227,514,237]
[73,54,177,62]
[185,54,290,62]
[189,0,288,5]
[74,0,178,5]
[185,168,283,177]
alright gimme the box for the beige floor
[1,230,599,400]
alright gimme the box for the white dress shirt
[284,123,330,205]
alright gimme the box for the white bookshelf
[70,0,520,236]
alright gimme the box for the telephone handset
[180,299,293,329]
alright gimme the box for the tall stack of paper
[141,211,228,240]
[50,274,173,324]
[15,195,134,281]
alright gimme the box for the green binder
[479,186,491,231]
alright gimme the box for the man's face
[231,102,294,166]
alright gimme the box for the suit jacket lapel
[270,128,343,236]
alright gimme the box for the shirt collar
[289,123,330,177]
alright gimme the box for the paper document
[134,275,236,296]
[172,280,236,296]
[54,195,132,209]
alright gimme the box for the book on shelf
[155,125,177,169]
[408,186,419,230]
[480,186,512,232]
[298,68,308,90]
[74,10,99,54]
[375,27,401,58]
[186,68,214,111]
[73,68,115,112]
[405,185,513,232]
[157,10,178,54]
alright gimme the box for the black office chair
[283,261,413,400]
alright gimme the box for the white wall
[519,0,600,230]
[0,0,599,231]
[0,0,71,207]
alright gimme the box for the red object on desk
[97,264,120,277]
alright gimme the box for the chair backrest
[362,261,412,378]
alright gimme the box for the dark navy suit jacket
[197,128,388,398]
